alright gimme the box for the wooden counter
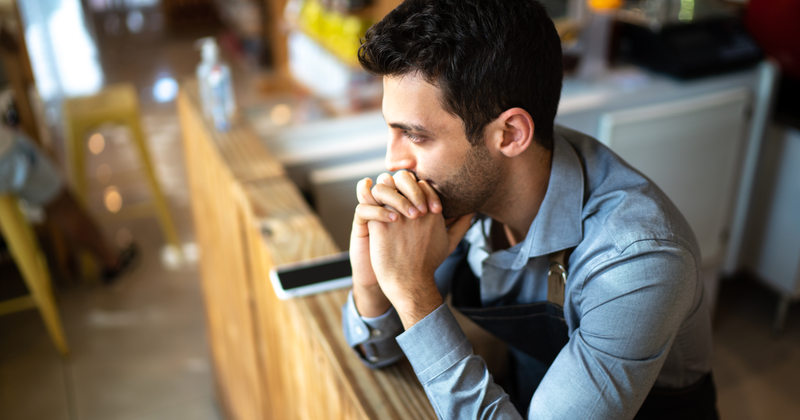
[177,81,436,420]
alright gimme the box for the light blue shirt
[0,128,63,205]
[342,126,713,419]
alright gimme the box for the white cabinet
[741,125,800,331]
[597,88,750,269]
[752,127,800,297]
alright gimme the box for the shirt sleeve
[340,239,471,370]
[397,303,524,419]
[341,290,405,369]
[528,240,697,419]
[393,240,697,420]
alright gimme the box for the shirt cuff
[342,290,404,369]
[396,303,473,384]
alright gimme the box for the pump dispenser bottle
[196,37,236,131]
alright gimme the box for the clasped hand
[350,170,474,328]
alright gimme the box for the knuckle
[371,184,387,197]
[377,173,393,184]
[357,191,372,204]
[356,203,375,215]
[357,179,372,194]
[396,170,415,182]
[405,187,423,202]
[403,169,416,179]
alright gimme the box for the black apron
[450,251,719,419]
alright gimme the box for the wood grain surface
[178,82,436,419]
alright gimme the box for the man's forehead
[381,75,458,132]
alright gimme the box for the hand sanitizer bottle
[196,37,236,131]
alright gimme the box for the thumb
[351,212,370,240]
[447,213,476,253]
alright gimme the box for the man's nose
[385,135,415,172]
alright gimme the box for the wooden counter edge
[177,83,436,419]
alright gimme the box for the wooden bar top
[177,81,436,419]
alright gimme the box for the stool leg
[773,294,791,336]
[46,220,74,284]
[0,196,70,356]
[127,117,182,254]
[64,119,90,206]
[63,119,101,282]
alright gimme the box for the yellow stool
[0,195,69,355]
[63,84,181,256]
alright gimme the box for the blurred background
[0,0,798,419]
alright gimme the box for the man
[342,1,717,419]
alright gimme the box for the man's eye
[405,131,422,142]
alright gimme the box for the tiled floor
[712,275,800,420]
[2,2,800,420]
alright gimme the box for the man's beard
[425,144,503,219]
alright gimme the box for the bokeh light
[153,76,178,103]
[271,104,292,126]
[88,133,105,155]
[126,10,144,33]
[104,186,122,213]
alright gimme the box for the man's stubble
[427,143,504,220]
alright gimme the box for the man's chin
[427,181,474,219]
[441,205,471,220]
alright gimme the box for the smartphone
[269,251,352,300]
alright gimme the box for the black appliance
[619,17,763,79]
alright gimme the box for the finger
[393,170,427,216]
[356,178,380,205]
[417,180,442,214]
[376,172,396,189]
[371,183,421,218]
[355,203,399,225]
[446,213,476,253]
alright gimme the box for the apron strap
[547,250,568,306]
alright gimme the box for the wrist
[390,279,443,330]
[352,283,391,318]
[395,294,443,330]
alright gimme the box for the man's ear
[488,108,534,158]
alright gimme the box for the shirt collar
[510,130,584,270]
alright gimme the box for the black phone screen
[277,256,352,290]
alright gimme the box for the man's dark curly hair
[358,0,563,150]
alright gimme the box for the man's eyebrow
[388,122,432,135]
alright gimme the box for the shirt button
[368,356,379,363]
[371,329,382,337]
